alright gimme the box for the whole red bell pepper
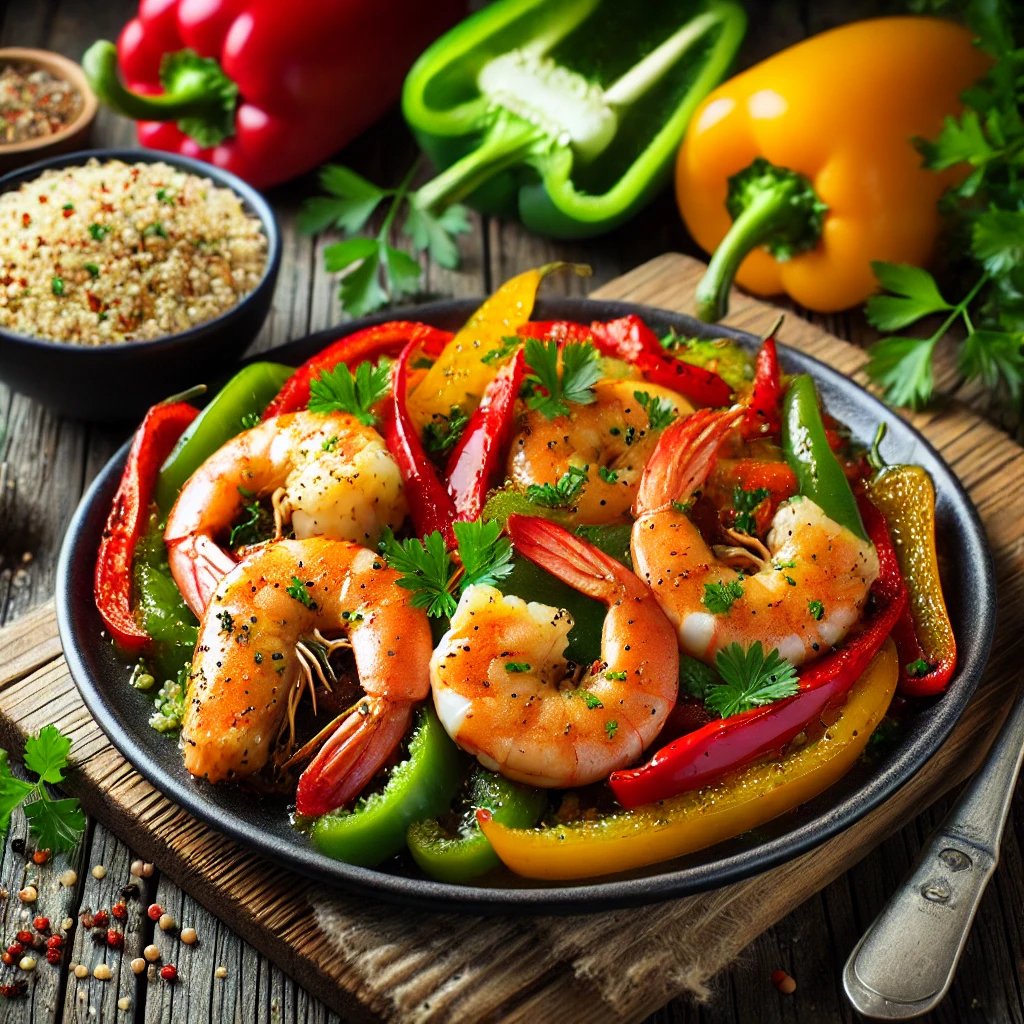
[94,399,200,651]
[743,333,782,439]
[264,322,452,419]
[609,496,907,809]
[518,316,733,408]
[82,0,465,188]
[446,349,525,522]
[383,336,457,540]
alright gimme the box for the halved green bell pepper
[402,0,746,239]
[407,768,547,883]
[311,706,463,867]
[155,361,293,513]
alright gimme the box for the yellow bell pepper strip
[478,638,897,880]
[867,426,956,698]
[675,17,991,320]
[406,263,586,431]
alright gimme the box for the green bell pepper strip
[781,375,867,541]
[402,0,746,239]
[155,362,294,514]
[407,768,547,883]
[311,706,463,867]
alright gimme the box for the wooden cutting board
[1,253,1020,1024]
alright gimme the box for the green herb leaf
[24,725,72,785]
[287,576,317,610]
[918,110,1000,172]
[0,755,34,836]
[454,518,514,590]
[299,165,389,236]
[702,578,744,615]
[526,464,589,509]
[402,202,471,270]
[632,390,677,431]
[51,277,64,296]
[732,485,770,536]
[383,245,422,300]
[679,655,720,701]
[574,690,604,709]
[604,720,619,739]
[323,236,378,274]
[24,797,86,854]
[957,328,1024,402]
[423,406,470,456]
[808,599,824,621]
[906,658,932,677]
[706,641,799,718]
[598,465,619,484]
[338,249,388,316]
[88,223,109,241]
[864,336,938,410]
[308,359,391,425]
[972,209,1024,277]
[381,528,458,619]
[505,662,531,674]
[866,263,952,332]
[482,336,522,365]
[524,338,601,419]
[228,492,273,549]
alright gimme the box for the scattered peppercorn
[46,948,61,965]
[180,927,197,945]
[10,837,24,854]
[31,849,50,865]
[73,963,88,979]
[46,935,61,950]
[147,903,163,921]
[119,883,140,900]
[160,964,178,982]
[91,864,107,879]
[18,956,35,971]
[33,916,49,932]
[93,963,111,981]
[59,869,78,887]
[130,957,146,975]
[107,929,123,949]
[16,931,32,946]
[129,859,144,877]
[143,944,160,962]
[158,914,176,932]
[771,969,797,995]
[61,918,74,933]
[111,902,127,920]
[0,980,27,997]
[141,862,154,878]
[92,910,109,929]
[118,996,131,1011]
[80,913,94,929]
[18,886,36,903]
[215,965,227,979]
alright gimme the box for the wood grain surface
[0,253,1020,1023]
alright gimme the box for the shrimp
[507,379,693,524]
[429,515,679,788]
[165,410,407,618]
[182,536,432,817]
[631,409,880,667]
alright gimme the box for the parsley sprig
[523,338,602,419]
[633,390,677,431]
[732,485,770,536]
[526,464,589,509]
[380,519,514,618]
[0,726,85,853]
[423,406,470,456]
[308,359,391,426]
[299,162,471,316]
[702,577,744,614]
[705,642,800,719]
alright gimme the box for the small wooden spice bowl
[0,48,97,173]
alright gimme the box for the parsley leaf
[24,725,72,784]
[526,464,589,509]
[24,797,86,854]
[598,465,619,484]
[505,662,531,673]
[732,485,770,536]
[482,336,522,365]
[679,655,720,700]
[865,262,952,332]
[864,335,940,410]
[381,528,458,619]
[298,164,389,236]
[308,359,391,425]
[705,641,800,719]
[604,720,619,739]
[423,406,470,456]
[229,493,273,549]
[287,576,317,610]
[808,599,825,621]
[524,338,601,419]
[402,202,472,270]
[0,756,34,833]
[906,658,932,677]
[454,519,514,590]
[632,390,677,431]
[702,578,744,615]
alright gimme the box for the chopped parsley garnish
[604,670,627,681]
[598,465,619,484]
[671,499,693,514]
[785,575,797,586]
[505,662,531,673]
[523,338,602,419]
[632,390,677,431]
[732,485,770,535]
[423,405,470,456]
[240,411,261,429]
[679,655,719,701]
[773,558,796,570]
[808,599,825,621]
[89,223,110,241]
[229,490,272,548]
[705,642,800,719]
[481,336,522,365]
[702,578,744,615]
[308,358,392,426]
[604,720,619,740]
[379,518,513,619]
[0,725,86,853]
[62,203,74,211]
[906,658,931,677]
[51,277,64,296]
[156,187,174,204]
[143,222,168,239]
[321,435,339,452]
[287,576,317,610]
[526,464,589,509]
[84,263,99,278]
[576,690,604,709]
[217,610,234,634]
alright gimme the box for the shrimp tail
[507,514,633,603]
[634,407,745,517]
[166,535,238,618]
[295,697,414,817]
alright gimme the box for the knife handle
[843,686,1024,1019]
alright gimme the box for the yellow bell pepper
[406,263,586,430]
[674,18,990,320]
[479,639,898,880]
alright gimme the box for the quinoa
[0,159,268,344]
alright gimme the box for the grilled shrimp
[429,515,678,788]
[631,409,879,666]
[165,410,407,617]
[183,536,432,817]
[507,379,693,524]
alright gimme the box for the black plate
[57,297,995,914]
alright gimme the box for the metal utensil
[843,685,1024,1019]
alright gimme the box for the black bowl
[57,297,995,914]
[0,148,281,421]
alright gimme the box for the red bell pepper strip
[609,496,906,809]
[263,322,452,419]
[518,315,733,408]
[743,334,782,439]
[94,399,200,651]
[446,349,526,522]
[82,1,464,188]
[383,336,458,540]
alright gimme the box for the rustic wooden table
[1,0,1022,1021]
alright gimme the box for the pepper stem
[82,41,238,147]
[694,158,828,323]
[413,113,545,216]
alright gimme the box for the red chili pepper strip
[263,322,453,419]
[383,336,457,540]
[94,401,199,650]
[609,497,906,809]
[743,336,782,439]
[519,320,593,344]
[446,350,526,523]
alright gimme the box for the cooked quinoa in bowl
[0,158,268,344]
